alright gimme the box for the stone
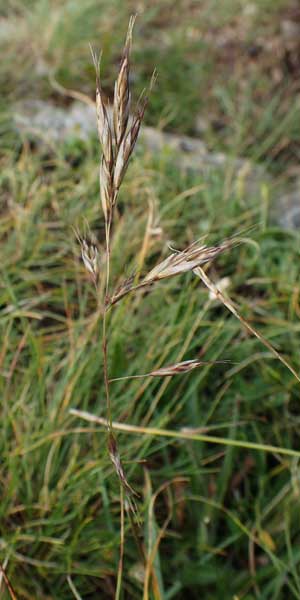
[275,190,300,230]
[14,99,96,142]
[194,114,209,136]
[14,99,267,195]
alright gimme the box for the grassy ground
[1,1,300,598]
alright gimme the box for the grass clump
[1,4,300,600]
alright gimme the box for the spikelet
[99,155,113,222]
[149,359,231,377]
[109,237,234,306]
[93,17,153,224]
[94,60,113,169]
[143,238,233,283]
[109,359,233,382]
[74,228,100,284]
[113,15,135,147]
[113,99,148,195]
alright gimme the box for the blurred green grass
[1,1,300,598]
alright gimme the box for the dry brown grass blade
[194,266,300,384]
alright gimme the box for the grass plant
[71,17,300,599]
[1,3,300,599]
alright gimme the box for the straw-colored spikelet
[113,102,147,194]
[74,229,99,283]
[109,237,234,306]
[99,155,113,222]
[143,238,233,283]
[92,16,152,227]
[113,16,135,147]
[95,71,113,168]
[109,359,233,382]
[149,359,231,377]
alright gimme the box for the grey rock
[275,190,300,230]
[140,126,266,197]
[281,19,300,45]
[15,100,96,142]
[14,99,266,193]
[13,99,300,229]
[194,114,209,136]
[0,18,16,42]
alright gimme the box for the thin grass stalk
[194,266,300,384]
[67,576,83,600]
[115,485,125,600]
[103,217,113,432]
[0,564,18,600]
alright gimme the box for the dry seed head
[109,358,233,383]
[113,104,146,193]
[93,16,153,224]
[109,237,235,306]
[99,156,112,222]
[113,129,132,192]
[113,273,135,299]
[149,359,231,377]
[96,87,113,167]
[113,17,135,146]
[143,238,233,283]
[74,229,100,282]
[81,238,99,278]
[113,74,131,147]
[91,47,113,169]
